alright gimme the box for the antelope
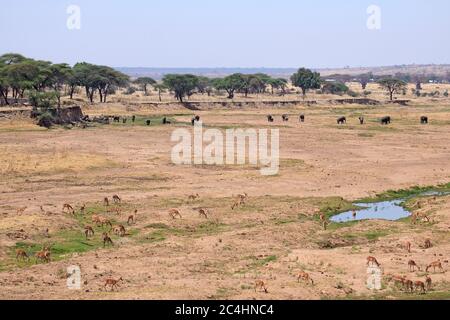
[16,206,27,214]
[425,276,432,290]
[103,233,114,247]
[104,277,123,291]
[80,204,86,215]
[408,260,421,272]
[386,274,406,289]
[198,208,209,219]
[404,279,414,293]
[62,204,75,215]
[113,225,126,237]
[93,215,112,229]
[84,226,95,239]
[405,241,411,253]
[16,249,29,261]
[127,210,137,225]
[112,195,121,204]
[424,239,432,249]
[254,280,268,293]
[168,209,182,219]
[297,271,314,285]
[110,206,121,215]
[35,248,51,263]
[40,206,45,214]
[367,256,381,267]
[103,197,110,207]
[231,193,248,210]
[188,194,200,201]
[319,213,326,222]
[426,260,443,273]
[414,281,426,294]
[322,220,329,230]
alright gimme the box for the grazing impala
[16,249,29,261]
[103,233,113,247]
[414,281,426,294]
[367,256,381,267]
[232,193,248,210]
[35,248,51,263]
[198,208,209,219]
[127,210,137,225]
[188,194,200,201]
[386,274,406,289]
[16,206,27,214]
[408,260,421,272]
[297,271,314,285]
[425,276,432,290]
[62,204,75,215]
[168,209,182,219]
[404,279,414,293]
[113,225,126,237]
[104,277,123,291]
[254,280,268,293]
[404,241,411,253]
[112,195,121,204]
[84,226,95,239]
[426,260,443,273]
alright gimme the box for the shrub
[124,86,136,95]
[322,82,349,95]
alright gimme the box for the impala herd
[11,191,447,296]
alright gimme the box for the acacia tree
[267,78,288,94]
[358,73,373,90]
[135,77,156,95]
[377,78,407,101]
[49,63,72,107]
[153,83,167,101]
[162,74,199,102]
[72,63,128,103]
[214,73,245,99]
[290,68,321,98]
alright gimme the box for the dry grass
[0,147,115,176]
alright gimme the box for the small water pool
[330,190,449,223]
[330,200,410,223]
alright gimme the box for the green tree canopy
[134,77,156,95]
[290,68,322,98]
[377,78,407,101]
[162,74,199,102]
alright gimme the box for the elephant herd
[267,114,429,125]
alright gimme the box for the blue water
[330,200,410,223]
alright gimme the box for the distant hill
[116,65,450,80]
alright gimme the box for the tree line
[1,53,448,107]
[0,53,129,106]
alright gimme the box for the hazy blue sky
[1,0,449,68]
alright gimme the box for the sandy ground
[0,99,449,300]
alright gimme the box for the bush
[363,90,372,96]
[124,87,136,95]
[37,111,56,128]
[347,90,359,98]
[444,90,448,97]
[322,82,349,95]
